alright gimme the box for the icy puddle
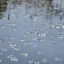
[0,0,64,64]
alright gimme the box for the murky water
[0,0,64,64]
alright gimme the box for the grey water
[0,0,64,64]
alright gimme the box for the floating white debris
[11,57,18,61]
[7,55,13,58]
[38,51,44,54]
[20,39,25,42]
[41,59,47,62]
[34,61,40,64]
[27,32,30,34]
[23,34,27,37]
[34,19,37,21]
[1,48,8,52]
[12,14,15,16]
[48,40,55,44]
[21,53,28,57]
[40,33,47,37]
[9,27,17,31]
[56,26,61,29]
[0,25,6,28]
[57,35,63,39]
[51,24,56,28]
[55,57,62,61]
[33,38,37,40]
[61,25,64,28]
[40,39,43,42]
[10,43,16,48]
[8,41,13,44]
[33,45,38,48]
[0,59,2,62]
[61,41,64,43]
[24,43,28,46]
[28,59,34,64]
[6,36,14,40]
[13,47,19,51]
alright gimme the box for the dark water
[0,0,64,64]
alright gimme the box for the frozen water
[0,0,64,64]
